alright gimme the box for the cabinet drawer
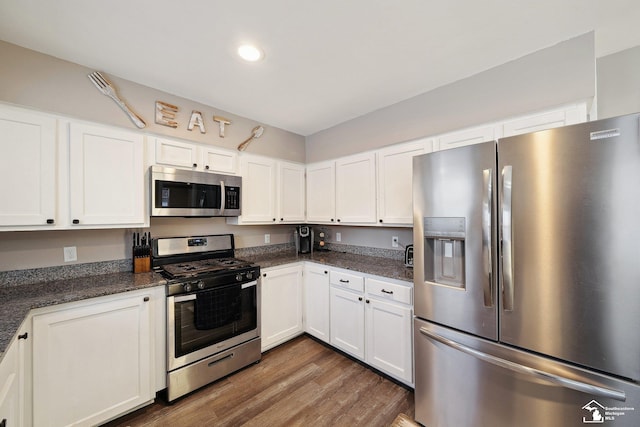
[366,278,412,305]
[329,271,364,293]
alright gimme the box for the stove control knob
[197,280,205,290]
[246,271,253,280]
[183,283,192,293]
[235,273,243,282]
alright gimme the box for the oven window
[155,180,221,209]
[173,283,257,357]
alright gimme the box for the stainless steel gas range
[152,234,261,402]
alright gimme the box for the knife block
[133,256,151,273]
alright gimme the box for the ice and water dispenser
[423,217,466,288]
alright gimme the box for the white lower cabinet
[303,264,330,342]
[32,288,162,427]
[261,264,304,351]
[0,337,20,427]
[365,278,413,385]
[328,268,413,385]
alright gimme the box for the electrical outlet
[264,234,271,244]
[336,232,341,242]
[63,246,77,262]
[392,236,399,248]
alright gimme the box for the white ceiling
[1,1,640,136]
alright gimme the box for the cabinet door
[502,103,587,137]
[0,337,19,427]
[306,161,335,223]
[261,265,304,351]
[303,265,330,342]
[365,297,413,384]
[154,137,199,169]
[0,106,57,227]
[335,153,376,223]
[69,123,145,226]
[238,154,277,223]
[377,140,430,225]
[330,286,365,359]
[435,125,496,151]
[33,292,153,427]
[278,161,306,223]
[201,146,237,174]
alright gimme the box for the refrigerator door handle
[501,165,514,311]
[482,168,493,307]
[419,326,627,402]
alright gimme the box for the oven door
[167,280,259,371]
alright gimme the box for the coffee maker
[294,226,313,254]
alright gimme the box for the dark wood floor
[104,335,415,427]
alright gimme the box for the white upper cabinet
[335,152,377,224]
[501,103,588,137]
[435,125,497,151]
[152,137,237,174]
[69,122,146,227]
[0,105,57,228]
[376,139,432,225]
[228,154,305,225]
[306,161,336,223]
[278,161,306,223]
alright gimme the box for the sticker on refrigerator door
[581,399,635,423]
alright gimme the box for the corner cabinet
[228,154,305,225]
[0,321,31,427]
[303,264,330,342]
[0,105,57,228]
[32,288,160,427]
[261,264,304,351]
[69,122,146,227]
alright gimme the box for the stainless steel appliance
[150,165,241,217]
[152,234,260,402]
[404,244,413,268]
[294,225,313,254]
[413,115,640,426]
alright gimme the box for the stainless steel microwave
[150,165,241,217]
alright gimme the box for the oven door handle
[174,294,197,303]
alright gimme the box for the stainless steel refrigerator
[413,114,640,427]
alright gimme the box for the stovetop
[161,257,254,280]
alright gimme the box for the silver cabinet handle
[482,168,493,307]
[419,327,626,402]
[501,165,514,311]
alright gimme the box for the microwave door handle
[219,180,226,214]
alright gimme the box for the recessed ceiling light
[237,44,264,62]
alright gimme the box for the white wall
[0,40,305,162]
[306,32,595,163]
[597,45,640,118]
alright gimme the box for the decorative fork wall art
[88,71,147,129]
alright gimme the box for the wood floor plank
[103,335,415,427]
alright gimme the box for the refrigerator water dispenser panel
[423,217,466,288]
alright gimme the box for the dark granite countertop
[241,250,414,284]
[0,271,165,359]
[0,249,412,361]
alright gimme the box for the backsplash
[0,242,404,288]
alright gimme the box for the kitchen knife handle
[482,168,493,308]
[501,165,514,311]
[419,326,627,402]
[219,180,226,214]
